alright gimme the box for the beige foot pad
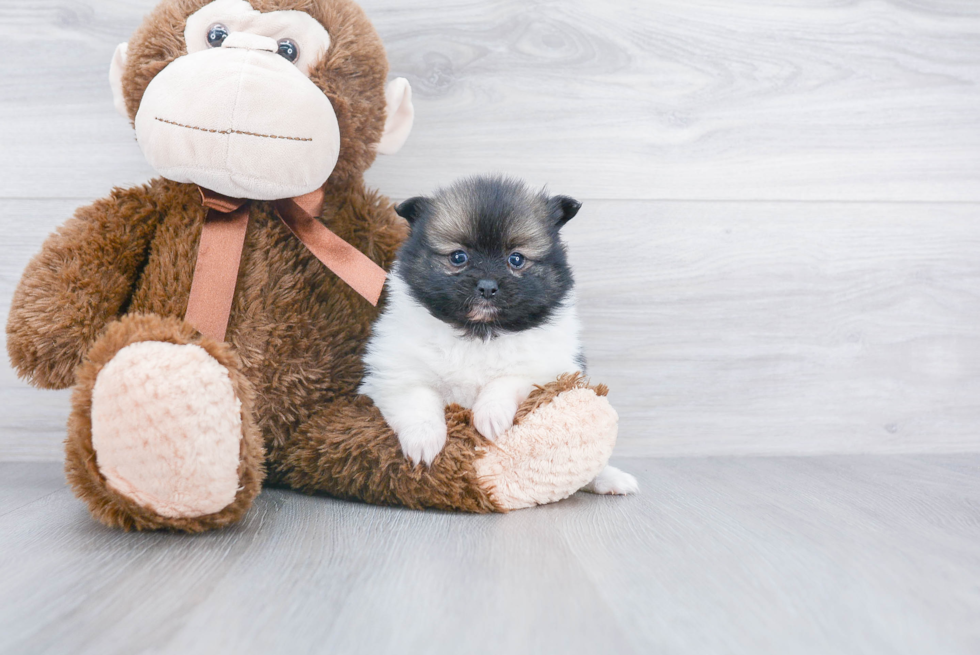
[474,387,618,510]
[91,341,243,518]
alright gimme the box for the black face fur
[394,176,581,340]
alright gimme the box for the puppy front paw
[582,465,640,495]
[472,396,519,442]
[396,419,448,466]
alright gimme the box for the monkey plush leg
[66,314,264,532]
[273,374,617,512]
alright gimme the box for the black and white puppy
[360,176,637,495]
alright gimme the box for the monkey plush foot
[91,341,243,517]
[66,314,264,531]
[472,374,618,510]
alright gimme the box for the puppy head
[394,175,581,339]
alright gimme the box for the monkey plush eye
[207,23,229,48]
[449,250,468,266]
[277,39,300,63]
[508,252,526,269]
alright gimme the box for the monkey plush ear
[109,42,129,119]
[395,197,430,225]
[376,78,415,155]
[550,195,582,229]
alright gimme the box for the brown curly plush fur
[6,0,615,531]
[278,397,497,512]
[7,186,166,389]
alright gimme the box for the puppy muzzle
[467,300,499,323]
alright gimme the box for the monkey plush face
[110,0,413,200]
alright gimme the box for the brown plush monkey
[6,0,618,532]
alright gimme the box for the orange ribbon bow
[185,187,387,342]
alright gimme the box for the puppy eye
[277,38,300,62]
[449,250,468,266]
[508,252,526,269]
[207,23,229,48]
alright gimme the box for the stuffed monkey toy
[6,0,618,532]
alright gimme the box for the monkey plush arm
[273,374,617,512]
[6,184,164,389]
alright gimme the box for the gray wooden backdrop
[2,0,980,460]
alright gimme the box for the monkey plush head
[110,0,414,199]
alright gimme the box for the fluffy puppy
[360,176,638,495]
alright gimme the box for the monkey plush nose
[221,32,278,53]
[477,279,498,299]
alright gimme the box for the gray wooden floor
[2,456,979,655]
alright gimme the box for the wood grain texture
[0,0,978,200]
[568,200,980,456]
[1,456,978,655]
[4,199,979,459]
[0,461,65,517]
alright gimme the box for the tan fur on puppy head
[426,184,555,260]
[121,0,389,187]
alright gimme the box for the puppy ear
[394,197,431,225]
[109,42,130,119]
[550,195,582,229]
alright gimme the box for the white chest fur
[360,273,582,408]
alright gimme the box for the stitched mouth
[155,117,312,142]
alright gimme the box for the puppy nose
[477,279,498,299]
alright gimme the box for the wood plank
[0,1,978,201]
[553,455,980,655]
[0,462,65,517]
[3,199,980,459]
[0,456,978,654]
[569,200,980,456]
